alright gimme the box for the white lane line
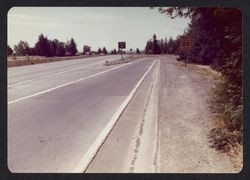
[8,61,104,88]
[72,59,157,173]
[8,62,133,105]
[8,56,124,88]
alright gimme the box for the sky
[8,7,190,52]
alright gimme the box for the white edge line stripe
[72,59,157,173]
[8,62,132,105]
[8,56,125,88]
[8,61,103,88]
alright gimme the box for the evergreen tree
[49,39,59,57]
[152,34,161,54]
[28,47,36,56]
[66,38,78,56]
[145,39,153,54]
[102,47,108,54]
[35,34,51,57]
[159,39,164,54]
[136,48,141,54]
[164,38,168,54]
[97,48,102,54]
[56,42,66,57]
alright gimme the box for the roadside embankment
[8,55,101,67]
[158,56,241,173]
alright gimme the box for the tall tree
[50,39,59,57]
[159,39,164,54]
[66,38,78,56]
[145,39,153,54]
[97,48,102,54]
[164,38,168,54]
[14,41,30,56]
[102,47,108,54]
[56,42,66,57]
[35,34,51,57]
[152,34,161,54]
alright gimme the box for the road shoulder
[158,56,237,173]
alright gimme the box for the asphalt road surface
[8,55,155,172]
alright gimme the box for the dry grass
[176,60,243,170]
[208,76,243,171]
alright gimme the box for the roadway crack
[128,75,155,173]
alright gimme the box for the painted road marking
[72,59,157,173]
[8,56,124,88]
[8,62,132,105]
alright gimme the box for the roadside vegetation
[153,7,242,155]
[144,34,178,55]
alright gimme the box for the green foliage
[152,34,161,54]
[49,39,59,57]
[110,49,118,54]
[7,45,13,56]
[66,38,78,56]
[144,35,178,54]
[102,47,108,54]
[209,78,243,151]
[55,42,66,57]
[145,39,153,54]
[35,34,51,57]
[14,41,30,56]
[213,78,242,131]
[97,48,102,54]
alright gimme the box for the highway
[8,55,156,172]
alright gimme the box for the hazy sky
[8,7,190,52]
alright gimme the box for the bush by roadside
[208,75,242,169]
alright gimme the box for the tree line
[8,34,78,57]
[144,34,178,55]
[8,34,142,57]
[8,34,119,57]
